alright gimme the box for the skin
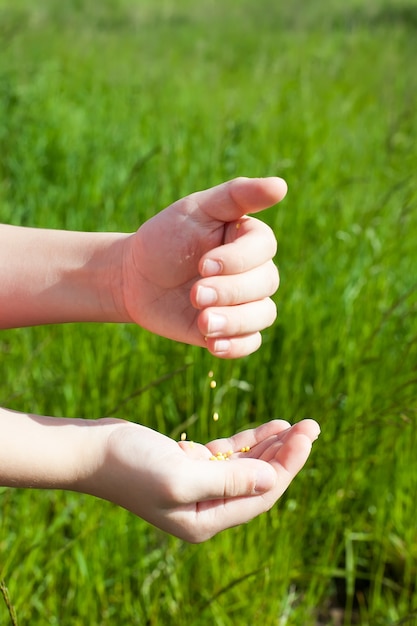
[0,177,320,542]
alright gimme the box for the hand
[121,177,287,358]
[87,418,320,543]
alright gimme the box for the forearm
[0,407,119,490]
[0,225,131,328]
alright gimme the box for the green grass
[1,0,417,623]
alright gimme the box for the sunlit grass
[1,0,417,623]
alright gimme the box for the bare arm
[0,177,320,543]
[0,406,106,488]
[0,406,319,542]
[0,225,129,328]
[0,177,286,358]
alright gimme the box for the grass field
[1,0,417,624]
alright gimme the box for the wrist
[0,408,124,492]
[74,419,138,503]
[67,417,126,494]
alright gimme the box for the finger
[204,331,263,359]
[228,432,313,515]
[199,217,278,278]
[268,430,317,480]
[188,176,288,224]
[177,420,294,461]
[255,420,321,463]
[192,261,279,309]
[207,419,292,455]
[178,440,212,460]
[278,419,320,444]
[174,428,318,539]
[198,297,277,340]
[208,420,319,462]
[164,457,275,542]
[182,457,277,503]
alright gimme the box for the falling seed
[212,412,219,421]
[210,380,217,389]
[208,370,214,378]
[180,432,187,441]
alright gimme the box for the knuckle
[234,253,247,275]
[224,469,255,498]
[228,283,242,306]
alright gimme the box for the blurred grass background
[0,0,416,624]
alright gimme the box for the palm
[104,418,319,542]
[124,198,228,344]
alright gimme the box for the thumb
[184,458,276,503]
[189,177,288,223]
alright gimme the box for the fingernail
[196,286,217,307]
[208,313,227,334]
[254,466,275,493]
[213,338,230,354]
[202,259,222,276]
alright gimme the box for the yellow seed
[212,412,219,421]
[210,380,217,389]
[209,456,217,461]
[180,432,187,441]
[189,441,195,448]
[208,370,214,378]
[236,222,241,229]
[227,450,233,457]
